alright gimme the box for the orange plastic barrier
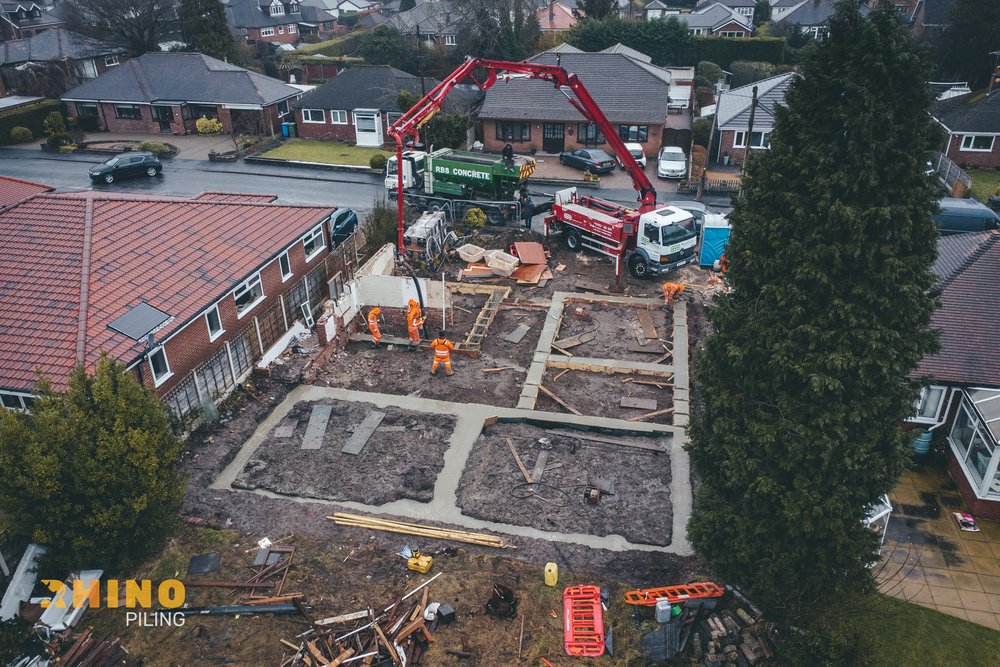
[562,585,605,657]
[623,581,724,607]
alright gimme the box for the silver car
[657,146,687,179]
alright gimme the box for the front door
[354,110,383,146]
[542,123,565,154]
[151,105,173,133]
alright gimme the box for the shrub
[138,140,170,157]
[692,118,713,148]
[8,126,32,143]
[369,153,388,171]
[46,132,72,149]
[462,207,487,229]
[696,60,724,84]
[695,86,715,109]
[0,99,64,147]
[364,197,398,248]
[196,116,223,134]
[42,110,66,137]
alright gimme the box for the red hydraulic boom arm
[386,56,657,253]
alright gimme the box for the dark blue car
[559,148,616,174]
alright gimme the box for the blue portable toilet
[699,212,731,267]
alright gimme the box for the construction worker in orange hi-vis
[430,330,455,376]
[662,281,686,305]
[367,307,383,348]
[406,299,424,351]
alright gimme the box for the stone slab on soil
[456,421,672,546]
[341,410,385,454]
[556,304,671,362]
[301,404,333,450]
[535,369,674,424]
[503,322,532,343]
[234,399,456,505]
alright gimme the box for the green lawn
[810,593,1000,666]
[968,170,1000,202]
[261,140,391,166]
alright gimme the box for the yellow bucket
[544,562,558,587]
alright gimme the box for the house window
[288,24,296,34]
[720,31,744,37]
[302,108,326,123]
[734,131,770,149]
[444,34,456,46]
[261,27,275,37]
[277,100,289,118]
[289,2,299,11]
[0,391,34,411]
[577,123,605,146]
[233,273,265,317]
[114,104,142,119]
[949,399,1000,497]
[75,102,98,118]
[618,125,648,142]
[270,3,284,16]
[330,109,348,124]
[302,224,325,260]
[205,305,224,341]
[278,25,285,34]
[104,55,119,66]
[148,347,172,386]
[912,386,947,423]
[960,135,995,152]
[279,251,293,281]
[190,104,218,120]
[496,121,530,142]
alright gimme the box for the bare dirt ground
[555,303,672,362]
[232,398,455,504]
[456,421,672,546]
[536,368,674,424]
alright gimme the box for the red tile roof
[915,231,1000,387]
[192,192,279,203]
[0,192,334,392]
[0,175,53,207]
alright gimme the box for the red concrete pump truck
[387,57,698,289]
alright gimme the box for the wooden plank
[301,404,333,450]
[506,437,533,484]
[574,278,610,295]
[513,241,547,265]
[626,408,674,422]
[537,385,581,415]
[545,429,667,452]
[373,623,399,663]
[553,368,570,381]
[329,648,356,667]
[549,344,574,357]
[621,397,657,410]
[552,334,587,349]
[511,263,547,284]
[315,609,372,627]
[627,344,667,354]
[503,323,532,344]
[342,411,386,455]
[636,309,658,339]
[529,450,549,492]
[482,367,516,372]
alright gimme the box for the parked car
[329,207,359,246]
[933,198,1000,235]
[559,148,616,174]
[88,152,162,184]
[657,146,687,179]
[617,142,647,169]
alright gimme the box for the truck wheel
[564,229,582,252]
[628,254,650,279]
[486,209,502,226]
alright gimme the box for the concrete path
[213,385,694,555]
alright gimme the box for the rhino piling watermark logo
[41,579,187,627]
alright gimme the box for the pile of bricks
[692,605,777,667]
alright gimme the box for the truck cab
[385,150,427,190]
[629,206,699,278]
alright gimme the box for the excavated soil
[555,303,672,362]
[479,306,545,369]
[536,368,674,424]
[456,421,673,545]
[233,399,455,504]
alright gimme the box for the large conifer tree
[687,2,940,615]
[180,0,243,65]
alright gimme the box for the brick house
[61,52,301,135]
[0,28,125,98]
[385,0,458,48]
[226,0,307,45]
[536,2,576,32]
[293,64,479,146]
[0,183,341,421]
[0,1,63,41]
[672,3,754,36]
[712,72,797,164]
[695,0,756,21]
[479,48,675,157]
[773,0,869,39]
[907,231,1000,519]
[931,91,1000,170]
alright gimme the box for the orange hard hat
[408,299,418,308]
[370,307,381,315]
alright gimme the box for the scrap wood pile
[691,600,777,667]
[279,574,443,667]
[457,242,553,286]
[183,543,303,610]
[56,627,132,667]
[329,513,509,548]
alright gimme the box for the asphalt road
[0,148,732,212]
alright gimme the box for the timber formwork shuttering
[451,283,510,356]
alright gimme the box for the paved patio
[879,466,1000,629]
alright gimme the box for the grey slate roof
[695,0,755,8]
[599,43,651,63]
[932,231,996,286]
[299,3,336,23]
[645,1,667,9]
[386,0,457,35]
[922,0,954,26]
[292,65,480,113]
[776,0,869,25]
[0,28,121,65]
[62,52,300,106]
[716,72,798,131]
[676,3,752,31]
[226,0,302,30]
[480,52,671,124]
[931,91,1000,134]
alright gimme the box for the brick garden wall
[946,139,1000,170]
